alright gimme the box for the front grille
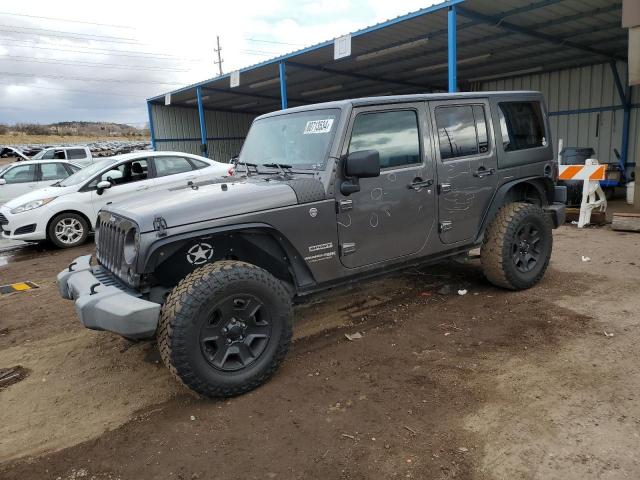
[95,211,136,285]
[0,213,7,226]
[14,224,36,235]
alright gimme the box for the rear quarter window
[498,102,546,152]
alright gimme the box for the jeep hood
[108,180,299,232]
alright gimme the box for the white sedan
[0,160,81,205]
[0,151,229,248]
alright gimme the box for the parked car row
[0,151,229,248]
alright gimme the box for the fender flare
[475,176,553,243]
[140,222,315,292]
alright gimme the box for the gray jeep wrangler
[58,92,566,398]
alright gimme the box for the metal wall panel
[150,104,256,161]
[479,61,637,173]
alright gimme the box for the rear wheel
[47,212,89,248]
[481,202,553,290]
[158,260,293,398]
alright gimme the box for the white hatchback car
[0,160,81,205]
[0,151,229,248]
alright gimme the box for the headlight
[123,228,140,265]
[10,197,56,214]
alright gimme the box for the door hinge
[153,216,168,237]
[338,199,353,212]
[438,183,452,194]
[439,221,453,232]
[340,242,356,255]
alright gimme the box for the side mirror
[341,149,380,195]
[96,180,111,195]
[0,178,6,186]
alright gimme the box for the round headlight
[123,228,140,265]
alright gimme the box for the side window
[53,150,66,160]
[189,159,209,170]
[435,105,489,160]
[348,110,420,169]
[153,156,195,177]
[40,150,55,160]
[2,164,37,184]
[40,163,70,181]
[498,102,545,151]
[67,148,87,160]
[90,159,149,188]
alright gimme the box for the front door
[430,99,498,244]
[336,103,436,269]
[89,158,153,216]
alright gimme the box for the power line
[0,37,204,61]
[0,23,140,44]
[0,54,189,72]
[0,80,148,98]
[0,71,186,86]
[0,27,140,45]
[0,11,134,29]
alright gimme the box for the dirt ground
[1,222,639,480]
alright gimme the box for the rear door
[430,99,498,244]
[336,103,436,268]
[150,155,199,188]
[37,162,73,187]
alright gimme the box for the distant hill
[0,121,149,137]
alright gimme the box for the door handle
[473,167,495,178]
[408,178,433,191]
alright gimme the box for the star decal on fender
[186,242,214,265]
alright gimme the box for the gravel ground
[0,222,639,480]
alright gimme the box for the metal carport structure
[147,0,636,178]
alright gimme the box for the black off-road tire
[157,260,293,398]
[47,212,90,248]
[481,202,553,290]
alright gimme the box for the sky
[0,0,436,126]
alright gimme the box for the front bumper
[57,255,160,340]
[0,205,47,241]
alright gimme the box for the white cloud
[0,0,438,124]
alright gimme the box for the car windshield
[239,109,341,170]
[58,158,116,186]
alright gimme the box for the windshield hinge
[153,216,168,237]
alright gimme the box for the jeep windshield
[239,109,340,170]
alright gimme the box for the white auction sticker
[304,119,334,134]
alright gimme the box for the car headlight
[10,197,56,214]
[123,228,140,265]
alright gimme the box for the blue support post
[609,62,631,178]
[196,86,208,157]
[447,5,457,93]
[146,101,156,150]
[279,61,288,110]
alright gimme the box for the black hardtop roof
[258,90,542,119]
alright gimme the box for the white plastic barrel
[627,181,635,205]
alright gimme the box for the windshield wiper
[263,163,293,178]
[233,159,259,177]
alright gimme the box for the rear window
[67,148,87,160]
[498,102,546,152]
[435,105,489,160]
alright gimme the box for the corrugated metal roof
[150,0,627,115]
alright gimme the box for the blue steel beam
[608,62,631,178]
[448,5,457,93]
[196,86,208,156]
[146,101,156,150]
[456,6,624,61]
[279,61,288,110]
[201,86,308,105]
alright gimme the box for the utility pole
[214,36,223,76]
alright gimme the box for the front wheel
[48,212,89,248]
[158,260,293,398]
[481,202,553,290]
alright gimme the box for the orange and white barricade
[558,159,607,228]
